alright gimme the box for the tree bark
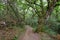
[37,0,58,32]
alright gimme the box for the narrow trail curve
[18,25,56,40]
[18,25,41,40]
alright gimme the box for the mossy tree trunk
[25,0,58,32]
[37,0,58,32]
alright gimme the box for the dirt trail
[18,25,57,40]
[0,25,57,40]
[18,25,41,40]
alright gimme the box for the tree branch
[25,0,40,6]
[7,0,22,22]
[46,0,58,15]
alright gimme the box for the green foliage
[47,5,60,34]
[0,3,5,10]
[13,36,18,40]
[0,0,60,35]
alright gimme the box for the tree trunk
[36,0,58,33]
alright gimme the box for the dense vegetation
[0,0,60,40]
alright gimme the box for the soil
[0,25,59,40]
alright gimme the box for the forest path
[18,25,55,40]
[18,25,41,40]
[0,25,57,40]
